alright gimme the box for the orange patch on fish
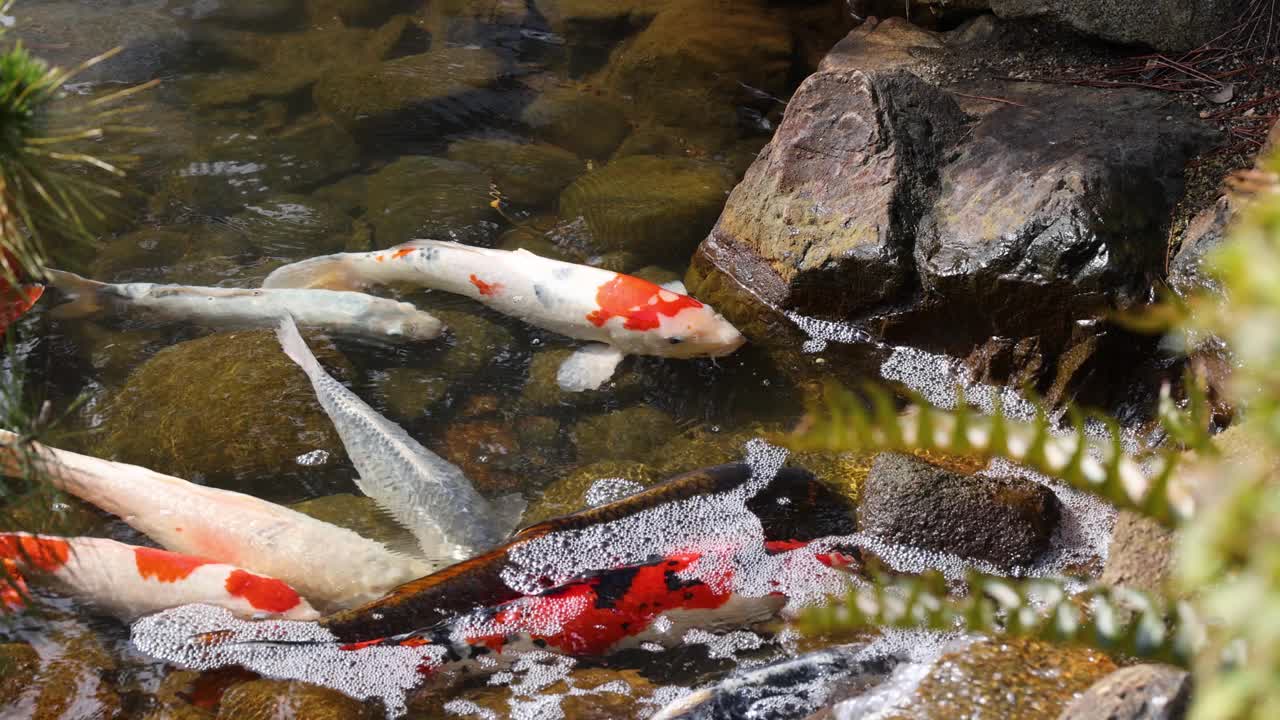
[392,247,416,259]
[224,569,302,613]
[134,546,211,583]
[0,534,71,572]
[1,559,27,610]
[469,274,501,296]
[0,284,43,336]
[585,275,702,331]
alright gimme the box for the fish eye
[668,337,684,345]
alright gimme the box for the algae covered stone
[520,85,632,159]
[571,405,673,463]
[231,193,353,257]
[97,329,348,485]
[447,137,585,207]
[524,459,655,524]
[365,157,498,247]
[559,155,733,262]
[217,679,372,720]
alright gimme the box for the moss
[571,405,674,464]
[364,157,497,248]
[97,329,349,485]
[216,679,372,720]
[446,138,585,208]
[520,86,632,160]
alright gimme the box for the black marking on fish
[592,566,642,610]
[533,283,555,308]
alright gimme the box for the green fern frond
[803,571,1200,667]
[784,383,1191,527]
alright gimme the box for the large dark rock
[859,452,1059,569]
[913,83,1211,352]
[990,0,1248,53]
[1057,664,1191,720]
[687,17,1216,392]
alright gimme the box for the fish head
[649,304,747,359]
[383,310,445,342]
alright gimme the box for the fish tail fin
[45,269,105,320]
[0,558,28,611]
[275,315,324,378]
[262,255,363,291]
[0,283,43,335]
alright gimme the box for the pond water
[0,1,1118,718]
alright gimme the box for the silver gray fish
[48,269,443,343]
[276,315,524,563]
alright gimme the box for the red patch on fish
[0,284,43,336]
[1,559,27,610]
[134,547,211,582]
[224,569,302,613]
[392,247,416,259]
[469,274,501,296]
[0,534,71,572]
[585,275,702,331]
[468,552,731,656]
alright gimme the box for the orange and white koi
[0,432,433,611]
[46,269,443,343]
[262,241,745,390]
[0,533,318,620]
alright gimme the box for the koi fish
[0,432,433,611]
[262,240,746,391]
[276,315,525,563]
[0,248,44,336]
[0,533,319,620]
[46,269,443,343]
[132,461,860,716]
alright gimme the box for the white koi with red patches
[0,432,433,611]
[0,533,319,620]
[262,241,745,390]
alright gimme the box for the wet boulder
[446,137,585,207]
[560,155,734,262]
[912,83,1213,357]
[904,637,1117,718]
[97,329,348,486]
[1169,195,1233,297]
[313,47,509,141]
[364,157,499,247]
[597,0,793,132]
[1100,510,1175,594]
[989,0,1247,53]
[520,85,632,159]
[1057,664,1191,720]
[859,452,1059,570]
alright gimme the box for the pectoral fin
[660,279,688,295]
[556,343,625,392]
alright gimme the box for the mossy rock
[520,347,645,411]
[0,643,39,709]
[520,85,632,159]
[231,193,353,257]
[312,174,370,217]
[598,0,792,130]
[365,156,498,248]
[447,137,585,208]
[89,227,252,284]
[25,622,122,720]
[644,424,767,477]
[523,459,655,525]
[97,329,349,485]
[571,405,674,464]
[372,367,452,421]
[434,420,525,494]
[217,679,372,720]
[291,493,419,551]
[432,309,517,377]
[891,638,1116,719]
[314,48,505,139]
[559,155,734,262]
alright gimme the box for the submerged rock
[859,452,1059,570]
[217,679,372,720]
[364,156,498,247]
[899,637,1117,719]
[228,193,353,257]
[523,459,655,524]
[520,85,632,159]
[1057,664,1191,720]
[15,621,123,720]
[97,329,348,485]
[435,420,524,494]
[447,137,585,207]
[0,643,39,709]
[1169,194,1233,297]
[314,47,509,141]
[598,0,793,132]
[989,0,1246,53]
[560,155,734,262]
[571,405,674,464]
